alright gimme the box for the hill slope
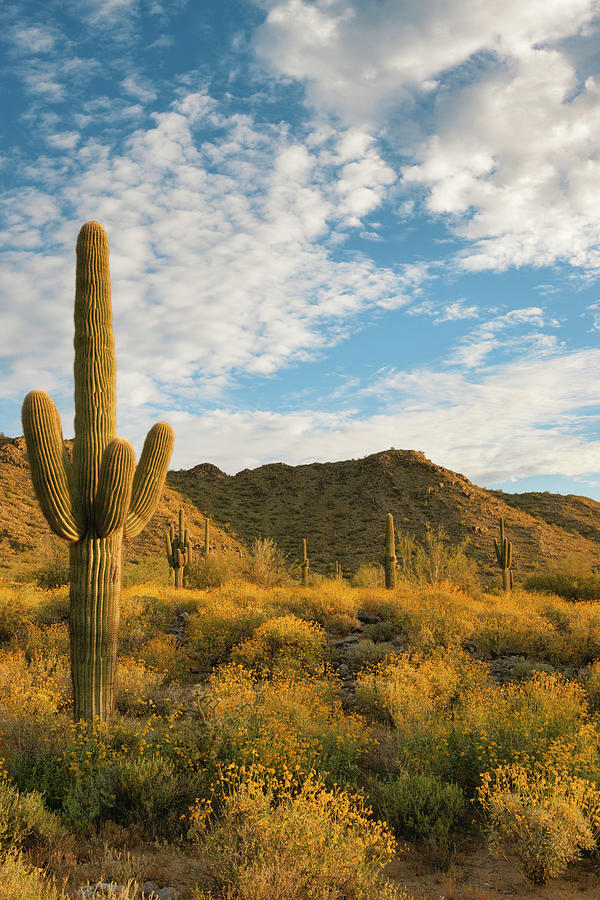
[0,435,242,580]
[168,448,600,580]
[3,435,600,584]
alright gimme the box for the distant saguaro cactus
[22,222,173,722]
[204,516,210,556]
[335,560,343,581]
[494,516,513,591]
[384,513,397,589]
[166,507,191,588]
[301,538,310,587]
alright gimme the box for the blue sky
[2,0,600,498]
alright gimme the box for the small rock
[337,663,349,676]
[142,883,160,897]
[357,611,381,625]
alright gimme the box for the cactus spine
[494,516,513,591]
[301,538,309,587]
[166,507,191,588]
[204,516,210,556]
[22,222,173,722]
[384,513,397,589]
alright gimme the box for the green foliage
[185,552,242,589]
[35,546,69,590]
[368,771,467,850]
[351,563,384,587]
[0,776,64,849]
[524,554,600,601]
[396,525,479,591]
[240,537,290,588]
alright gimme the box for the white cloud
[253,0,600,274]
[122,75,158,103]
[113,347,600,485]
[0,89,420,413]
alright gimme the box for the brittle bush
[3,577,600,888]
[197,663,374,784]
[478,764,600,884]
[189,764,405,900]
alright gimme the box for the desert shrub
[0,775,64,849]
[477,764,600,884]
[452,672,600,794]
[231,615,326,676]
[189,764,400,900]
[16,623,70,660]
[35,546,69,590]
[352,564,385,588]
[523,554,600,601]
[187,600,269,670]
[361,619,398,642]
[0,648,71,721]
[239,538,290,588]
[355,649,488,731]
[325,612,361,635]
[396,587,473,651]
[346,640,396,670]
[368,771,467,850]
[396,525,479,592]
[186,553,242,589]
[279,583,358,625]
[115,657,168,716]
[110,752,185,837]
[134,633,189,682]
[581,660,600,711]
[0,851,71,900]
[197,664,373,786]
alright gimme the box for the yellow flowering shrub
[478,764,600,884]
[134,633,189,682]
[198,664,374,784]
[231,615,326,676]
[189,764,401,900]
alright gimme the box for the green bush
[186,553,242,589]
[396,525,479,592]
[368,771,467,850]
[523,554,600,601]
[351,564,384,588]
[35,547,69,590]
[0,776,64,849]
[240,538,290,588]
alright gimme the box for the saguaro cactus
[384,513,397,589]
[335,560,343,581]
[301,538,310,587]
[22,222,173,722]
[166,507,191,587]
[494,516,513,591]
[204,516,210,557]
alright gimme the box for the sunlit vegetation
[1,556,600,895]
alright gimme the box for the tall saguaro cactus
[384,513,397,589]
[166,507,191,588]
[301,538,310,587]
[22,222,174,722]
[494,516,513,591]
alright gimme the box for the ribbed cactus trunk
[205,517,210,556]
[385,513,397,589]
[494,516,513,592]
[23,222,174,723]
[301,538,309,587]
[70,534,121,721]
[166,507,191,588]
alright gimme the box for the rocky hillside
[0,435,242,580]
[3,434,600,584]
[168,448,600,580]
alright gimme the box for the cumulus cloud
[254,0,600,274]
[0,89,419,419]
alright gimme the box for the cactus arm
[506,541,512,570]
[73,222,116,527]
[22,390,82,541]
[124,422,174,539]
[384,513,397,589]
[94,438,136,538]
